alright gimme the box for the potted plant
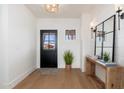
[103,52,110,62]
[63,50,74,70]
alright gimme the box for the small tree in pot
[63,50,74,70]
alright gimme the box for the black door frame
[40,29,58,68]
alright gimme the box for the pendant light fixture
[45,4,59,13]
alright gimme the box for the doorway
[40,30,57,68]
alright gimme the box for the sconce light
[90,22,96,39]
[115,4,124,30]
[91,27,96,32]
[96,31,105,41]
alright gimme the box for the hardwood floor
[14,69,104,89]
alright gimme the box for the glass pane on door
[43,32,56,50]
[43,33,49,50]
[49,33,56,50]
[50,33,56,42]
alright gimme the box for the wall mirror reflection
[95,15,116,62]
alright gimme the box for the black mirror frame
[94,15,116,62]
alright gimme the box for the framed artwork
[65,29,76,40]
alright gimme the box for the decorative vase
[65,64,71,70]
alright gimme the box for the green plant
[63,50,74,65]
[103,52,110,62]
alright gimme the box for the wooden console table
[85,56,123,89]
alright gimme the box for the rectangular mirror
[95,15,116,62]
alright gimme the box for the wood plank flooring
[14,69,104,89]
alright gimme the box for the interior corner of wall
[7,66,36,89]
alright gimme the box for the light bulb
[115,4,123,12]
[45,4,59,13]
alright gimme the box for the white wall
[90,4,124,82]
[37,18,81,68]
[0,4,37,88]
[7,5,37,88]
[118,5,124,66]
[0,4,8,89]
[80,14,93,72]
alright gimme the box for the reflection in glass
[50,33,56,42]
[49,43,55,49]
[43,41,49,49]
[103,17,114,61]
[43,32,56,50]
[43,33,49,41]
[95,15,115,62]
[104,17,114,33]
[95,24,103,58]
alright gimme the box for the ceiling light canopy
[45,4,59,13]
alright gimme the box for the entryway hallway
[14,69,104,89]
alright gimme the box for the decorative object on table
[65,29,76,40]
[63,50,74,70]
[103,52,110,62]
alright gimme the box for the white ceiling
[25,4,96,18]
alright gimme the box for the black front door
[40,30,57,68]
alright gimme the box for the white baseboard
[7,66,36,89]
